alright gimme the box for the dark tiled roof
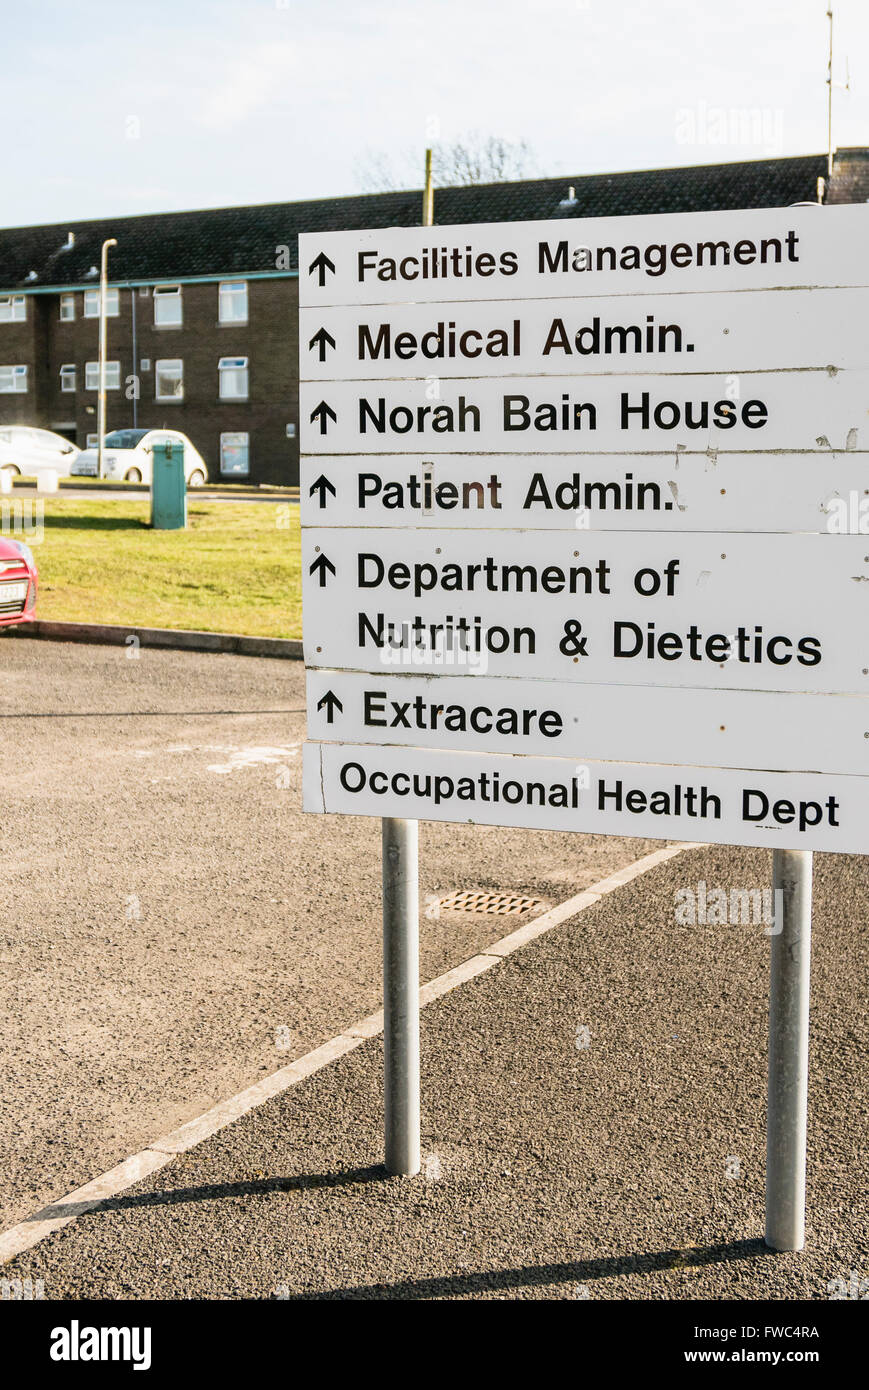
[0,153,831,291]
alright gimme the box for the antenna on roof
[826,5,851,179]
[422,148,434,227]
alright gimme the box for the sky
[4,0,869,228]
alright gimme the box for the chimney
[824,147,869,204]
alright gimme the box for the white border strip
[0,840,698,1266]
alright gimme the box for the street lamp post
[97,238,117,479]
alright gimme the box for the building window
[60,364,76,393]
[83,288,119,318]
[220,432,250,476]
[86,433,98,449]
[59,294,76,321]
[219,281,248,324]
[218,356,248,400]
[0,364,27,393]
[153,284,183,327]
[85,361,121,390]
[155,359,184,401]
[0,295,26,323]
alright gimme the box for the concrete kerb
[2,621,302,660]
[0,840,699,1268]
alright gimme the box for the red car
[0,538,38,625]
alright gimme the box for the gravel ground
[0,636,660,1228]
[4,843,867,1300]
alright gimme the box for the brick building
[1,149,866,486]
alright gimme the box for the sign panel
[303,742,869,855]
[298,206,869,307]
[300,205,869,851]
[300,452,869,533]
[302,528,869,693]
[300,287,869,381]
[300,370,869,455]
[305,670,869,776]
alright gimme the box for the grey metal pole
[96,237,117,480]
[379,146,433,1178]
[827,6,834,180]
[422,147,434,228]
[130,288,138,431]
[765,848,813,1251]
[382,817,420,1175]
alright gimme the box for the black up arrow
[309,553,336,586]
[309,474,337,507]
[308,252,336,286]
[310,401,337,435]
[317,690,343,723]
[309,327,336,361]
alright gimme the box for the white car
[0,426,79,480]
[71,429,208,486]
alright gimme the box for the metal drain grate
[436,890,544,917]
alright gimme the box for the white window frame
[85,361,121,390]
[153,284,183,327]
[59,294,76,322]
[83,287,119,318]
[220,431,250,476]
[0,364,27,393]
[155,358,184,402]
[0,295,26,323]
[60,364,76,393]
[218,356,249,400]
[218,281,248,324]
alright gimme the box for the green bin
[151,440,187,530]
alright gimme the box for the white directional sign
[301,287,869,380]
[303,528,869,693]
[303,742,869,855]
[301,370,868,455]
[301,453,869,533]
[299,204,869,305]
[300,204,869,853]
[305,670,869,777]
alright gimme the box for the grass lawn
[15,476,298,493]
[28,499,302,638]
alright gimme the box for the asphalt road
[4,843,867,1300]
[0,636,660,1231]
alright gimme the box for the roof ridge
[0,152,830,235]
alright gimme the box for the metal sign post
[765,848,813,1250]
[379,151,434,1177]
[382,817,420,1174]
[96,236,117,481]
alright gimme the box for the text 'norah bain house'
[0,149,866,486]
